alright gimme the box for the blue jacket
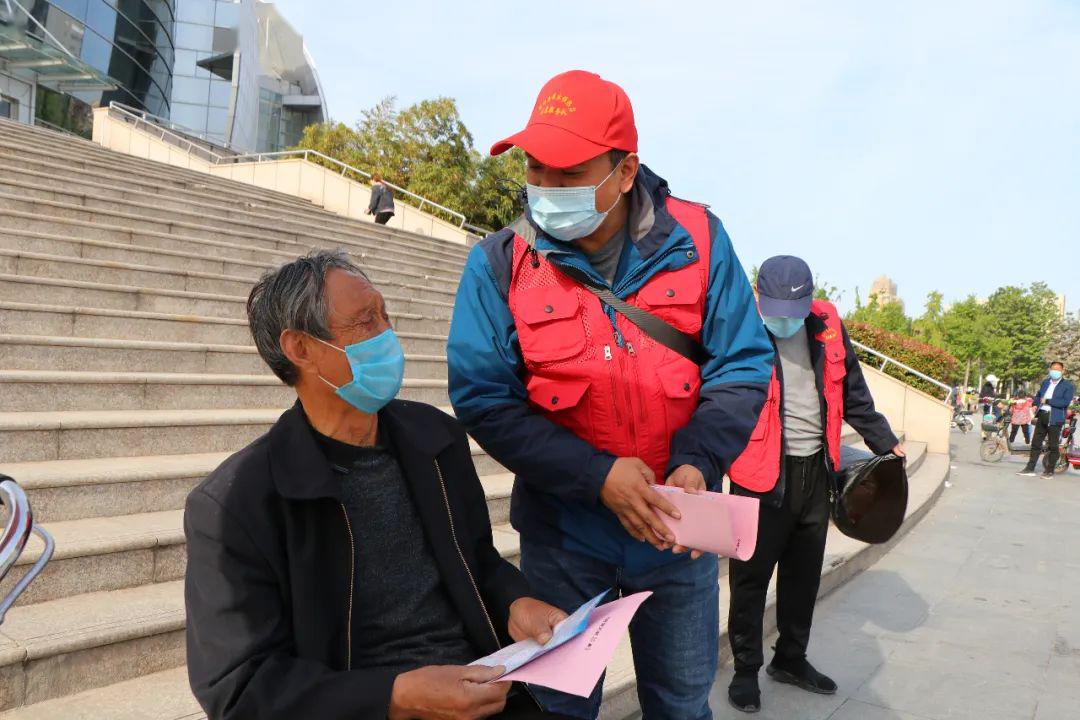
[1033,377,1076,425]
[447,166,773,570]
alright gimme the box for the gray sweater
[368,182,395,214]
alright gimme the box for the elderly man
[184,250,572,720]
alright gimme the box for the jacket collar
[268,399,455,501]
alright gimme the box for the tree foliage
[983,283,1060,386]
[846,322,960,397]
[294,96,526,231]
[1044,313,1079,380]
[847,294,911,335]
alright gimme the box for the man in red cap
[448,70,774,718]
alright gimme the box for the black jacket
[368,182,395,214]
[737,313,899,507]
[184,400,531,720]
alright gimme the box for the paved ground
[709,431,1080,720]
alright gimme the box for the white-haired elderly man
[184,250,573,720]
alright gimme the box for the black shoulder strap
[510,216,708,366]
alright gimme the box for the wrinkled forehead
[324,269,383,323]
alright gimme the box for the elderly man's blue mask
[311,329,405,413]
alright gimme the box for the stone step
[0,334,448,378]
[0,159,471,271]
[0,250,458,318]
[0,301,448,353]
[0,126,476,256]
[1,454,513,525]
[0,228,460,303]
[0,137,473,264]
[0,581,186,712]
[0,667,205,720]
[0,204,465,289]
[0,511,184,606]
[2,506,518,607]
[0,371,450,412]
[0,408,506,471]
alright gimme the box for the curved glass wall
[26,0,175,116]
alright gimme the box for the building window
[0,95,18,120]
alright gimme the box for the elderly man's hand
[600,457,680,550]
[388,665,510,720]
[508,597,568,645]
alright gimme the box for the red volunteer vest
[507,198,711,481]
[728,300,847,493]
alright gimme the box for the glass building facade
[1,0,325,151]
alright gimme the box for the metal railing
[223,149,468,227]
[852,340,954,405]
[106,102,468,227]
[0,476,54,624]
[34,118,88,140]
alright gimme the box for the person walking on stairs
[367,173,395,225]
[447,70,774,719]
[725,255,904,714]
[1017,362,1075,479]
[185,251,575,720]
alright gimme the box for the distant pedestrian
[1017,362,1076,478]
[367,174,395,225]
[1009,397,1033,445]
[981,379,995,414]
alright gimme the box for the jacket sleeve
[840,324,900,455]
[1049,381,1075,409]
[666,215,774,489]
[446,421,532,637]
[184,489,398,720]
[447,243,616,504]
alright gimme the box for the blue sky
[275,0,1079,316]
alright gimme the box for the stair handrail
[0,476,54,624]
[851,340,954,405]
[106,102,230,164]
[107,102,242,156]
[224,149,468,228]
[105,102,467,228]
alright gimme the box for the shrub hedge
[846,322,960,398]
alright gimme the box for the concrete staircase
[0,117,950,719]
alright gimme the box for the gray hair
[247,249,371,386]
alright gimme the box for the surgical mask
[311,328,405,414]
[526,158,627,242]
[1049,369,1063,381]
[762,316,805,338]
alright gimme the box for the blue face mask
[526,158,627,242]
[312,328,405,414]
[762,316,805,338]
[1049,369,1063,381]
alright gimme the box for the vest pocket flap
[518,288,579,325]
[825,344,846,363]
[527,377,589,412]
[638,281,702,307]
[658,368,701,399]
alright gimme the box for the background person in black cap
[723,255,903,713]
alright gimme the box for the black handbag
[830,446,908,544]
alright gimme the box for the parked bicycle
[952,407,974,434]
[0,475,54,625]
[980,413,1010,463]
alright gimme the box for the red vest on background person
[728,300,847,493]
[506,198,711,482]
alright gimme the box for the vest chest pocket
[637,280,703,335]
[824,344,848,382]
[515,287,587,364]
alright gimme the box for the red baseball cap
[490,70,637,169]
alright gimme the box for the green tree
[940,296,1005,388]
[912,291,946,347]
[1044,312,1079,381]
[985,284,1060,386]
[847,294,912,336]
[293,96,524,230]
